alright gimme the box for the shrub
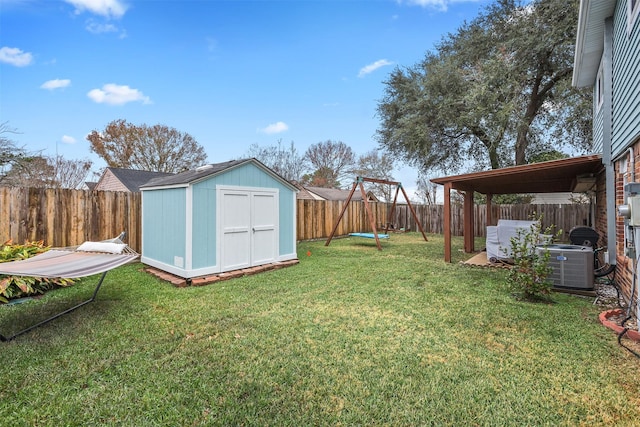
[506,218,559,302]
[0,240,74,303]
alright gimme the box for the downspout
[629,147,635,182]
[603,17,616,267]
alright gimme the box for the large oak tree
[375,0,591,173]
[87,119,207,173]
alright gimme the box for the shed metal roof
[430,155,603,194]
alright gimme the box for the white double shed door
[218,186,279,272]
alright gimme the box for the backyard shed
[139,158,298,279]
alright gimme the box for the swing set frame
[325,176,428,250]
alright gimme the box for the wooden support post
[463,190,474,253]
[399,184,428,242]
[325,181,358,246]
[486,193,493,226]
[444,182,452,262]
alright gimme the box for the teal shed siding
[191,162,296,261]
[612,1,640,158]
[142,187,187,267]
[191,187,217,270]
[141,159,297,278]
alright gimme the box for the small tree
[3,155,92,189]
[416,173,439,205]
[0,122,29,183]
[352,149,396,201]
[506,217,559,301]
[303,140,356,188]
[245,140,306,182]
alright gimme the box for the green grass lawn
[1,233,639,426]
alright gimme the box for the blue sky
[1,0,490,191]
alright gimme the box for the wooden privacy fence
[297,200,591,240]
[296,199,389,241]
[0,187,141,251]
[0,187,591,250]
[386,203,592,239]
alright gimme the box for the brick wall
[613,144,640,303]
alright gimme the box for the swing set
[325,176,428,250]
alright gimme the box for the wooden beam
[358,176,400,186]
[463,190,474,253]
[399,184,428,242]
[325,181,358,246]
[486,193,493,226]
[444,182,451,262]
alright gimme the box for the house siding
[612,1,640,158]
[605,1,640,301]
[95,169,129,192]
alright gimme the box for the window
[628,0,640,34]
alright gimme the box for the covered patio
[430,155,604,262]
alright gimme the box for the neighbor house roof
[572,0,616,87]
[141,158,298,191]
[304,186,365,201]
[95,168,175,192]
[294,185,322,200]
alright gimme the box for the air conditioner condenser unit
[536,244,594,290]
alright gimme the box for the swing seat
[349,232,389,239]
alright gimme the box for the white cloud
[358,59,393,78]
[85,20,118,34]
[40,79,71,90]
[0,46,33,67]
[87,83,152,106]
[399,0,478,12]
[61,135,76,144]
[65,0,128,19]
[259,121,289,134]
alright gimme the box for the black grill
[568,226,599,247]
